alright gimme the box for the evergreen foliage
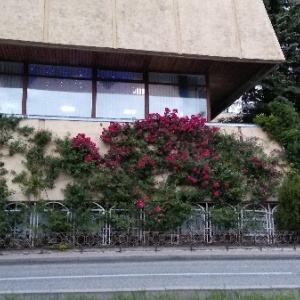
[275,174,300,232]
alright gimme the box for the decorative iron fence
[1,202,299,249]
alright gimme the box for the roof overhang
[0,41,282,119]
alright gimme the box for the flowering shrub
[72,133,101,164]
[0,112,283,233]
[63,109,282,231]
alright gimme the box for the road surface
[0,256,299,294]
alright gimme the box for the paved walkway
[1,246,300,264]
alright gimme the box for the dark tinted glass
[97,70,143,81]
[29,65,92,79]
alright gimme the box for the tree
[225,0,300,123]
[262,0,300,107]
[254,100,300,169]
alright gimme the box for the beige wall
[214,124,282,155]
[0,0,284,62]
[4,119,110,202]
[3,119,281,202]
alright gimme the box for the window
[96,71,145,120]
[0,62,23,115]
[96,81,145,120]
[27,65,92,118]
[149,73,207,118]
[0,62,207,120]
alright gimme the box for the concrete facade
[0,1,284,202]
[0,0,284,62]
[0,0,285,118]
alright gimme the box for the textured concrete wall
[0,0,44,42]
[47,0,114,48]
[4,119,281,202]
[178,0,241,58]
[116,0,178,53]
[234,0,284,61]
[0,0,284,62]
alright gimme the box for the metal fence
[1,202,299,249]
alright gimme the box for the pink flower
[187,175,197,184]
[136,200,145,209]
[203,166,210,173]
[213,182,220,188]
[203,174,210,180]
[154,206,162,213]
[202,180,209,187]
[202,149,210,157]
[85,154,93,162]
[213,191,220,197]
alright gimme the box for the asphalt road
[0,257,300,294]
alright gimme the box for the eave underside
[0,42,278,119]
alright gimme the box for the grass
[2,292,300,300]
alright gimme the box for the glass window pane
[0,62,23,74]
[0,75,23,114]
[149,73,205,85]
[149,84,207,118]
[96,82,145,120]
[29,65,92,79]
[27,77,92,118]
[97,70,143,81]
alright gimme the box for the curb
[1,246,300,265]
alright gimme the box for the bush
[275,174,300,232]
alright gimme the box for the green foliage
[210,206,239,231]
[12,130,58,198]
[0,113,283,234]
[54,136,97,178]
[255,100,300,169]
[0,114,21,146]
[0,114,34,234]
[275,174,300,232]
[56,111,280,231]
[3,291,300,300]
[267,2,300,109]
[254,101,300,231]
[254,100,300,146]
[39,209,71,233]
[143,187,192,231]
[8,139,27,156]
[0,179,11,234]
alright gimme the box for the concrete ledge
[1,246,300,265]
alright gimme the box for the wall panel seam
[172,0,182,55]
[232,0,243,59]
[43,0,50,43]
[112,0,117,49]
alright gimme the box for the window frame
[0,61,208,121]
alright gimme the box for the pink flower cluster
[135,196,162,222]
[72,133,101,164]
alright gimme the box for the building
[0,0,284,201]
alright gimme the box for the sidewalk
[1,246,300,264]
